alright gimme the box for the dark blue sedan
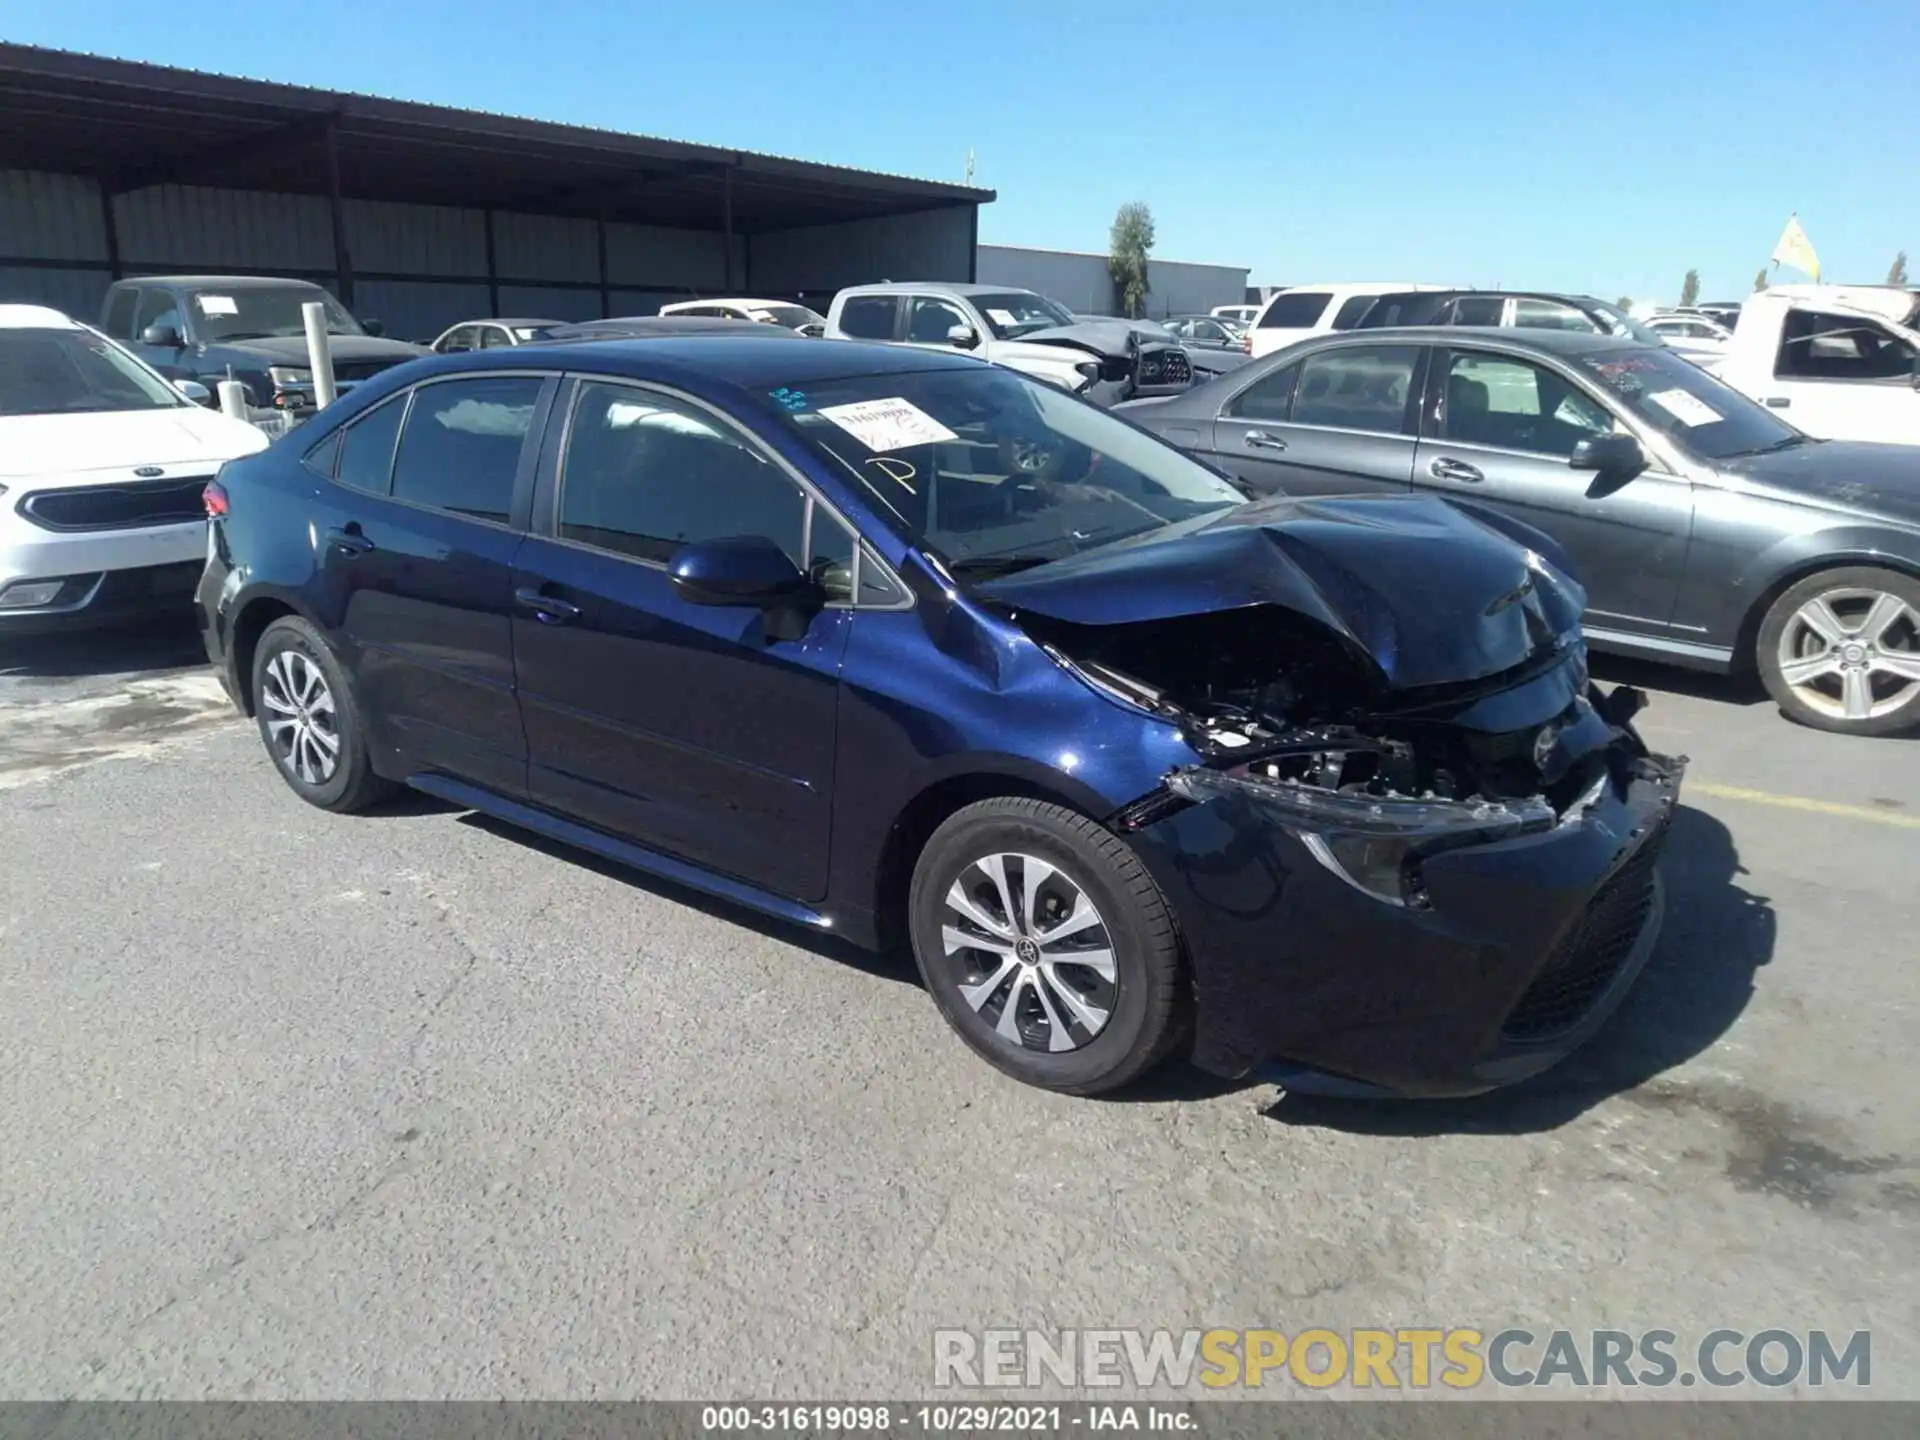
[196,337,1683,1098]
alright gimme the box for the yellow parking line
[1689,781,1920,830]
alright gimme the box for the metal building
[0,45,994,340]
[974,244,1249,320]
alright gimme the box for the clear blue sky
[5,0,1913,303]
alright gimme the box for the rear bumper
[1131,748,1684,1098]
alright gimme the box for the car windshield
[748,305,827,330]
[0,327,185,416]
[188,287,364,342]
[968,292,1078,339]
[1578,345,1804,460]
[767,366,1246,574]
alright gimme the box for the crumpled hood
[1718,439,1920,528]
[206,334,431,366]
[0,405,267,479]
[1011,320,1176,359]
[978,493,1588,690]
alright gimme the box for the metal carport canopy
[0,43,995,232]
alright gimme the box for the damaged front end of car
[981,496,1689,1096]
[1012,320,1196,403]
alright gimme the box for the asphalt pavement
[1,622,1915,1400]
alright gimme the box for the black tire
[250,615,396,812]
[1755,566,1920,737]
[908,798,1189,1096]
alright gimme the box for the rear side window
[1289,345,1421,434]
[1330,295,1376,330]
[103,288,138,341]
[390,376,542,522]
[838,296,899,340]
[1513,299,1601,333]
[557,381,806,565]
[1225,362,1300,421]
[1258,291,1332,329]
[1451,297,1504,326]
[334,395,407,494]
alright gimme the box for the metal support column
[323,112,354,308]
[721,164,734,292]
[483,209,500,315]
[597,197,611,318]
[98,181,121,281]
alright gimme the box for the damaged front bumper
[1121,710,1686,1098]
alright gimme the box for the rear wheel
[1756,566,1920,735]
[251,616,396,811]
[908,798,1188,1095]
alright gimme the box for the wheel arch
[228,589,326,715]
[1733,536,1920,675]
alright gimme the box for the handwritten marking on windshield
[866,457,918,493]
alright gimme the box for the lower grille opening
[1500,822,1669,1043]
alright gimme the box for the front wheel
[1756,566,1920,735]
[908,798,1189,1095]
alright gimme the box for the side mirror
[670,535,815,608]
[361,318,386,337]
[1569,432,1647,477]
[174,379,211,405]
[946,323,981,350]
[140,323,182,348]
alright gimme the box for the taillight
[203,480,229,518]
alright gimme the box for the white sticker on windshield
[986,308,1018,327]
[817,397,957,453]
[1646,388,1722,426]
[196,294,239,316]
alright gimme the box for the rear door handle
[1763,397,1791,409]
[1429,457,1485,483]
[326,525,374,554]
[514,586,581,624]
[1242,429,1288,452]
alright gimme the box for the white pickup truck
[1705,284,1920,444]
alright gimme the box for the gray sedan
[1117,327,1920,736]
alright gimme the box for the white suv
[0,305,267,632]
[657,298,828,335]
[1247,283,1447,357]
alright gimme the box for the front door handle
[1429,456,1485,483]
[1763,397,1792,409]
[514,586,581,624]
[326,525,374,554]
[1242,429,1288,452]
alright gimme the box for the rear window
[1258,291,1332,329]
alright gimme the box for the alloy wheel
[260,650,341,785]
[1775,587,1920,724]
[941,852,1117,1053]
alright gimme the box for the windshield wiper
[1721,434,1810,457]
[946,553,1064,578]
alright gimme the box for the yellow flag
[1772,214,1821,281]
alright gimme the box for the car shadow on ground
[0,616,207,681]
[1262,803,1774,1136]
[453,811,925,990]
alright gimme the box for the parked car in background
[1210,304,1262,326]
[1,304,267,632]
[1705,285,1920,445]
[1352,290,1668,344]
[825,282,1192,406]
[658,298,828,336]
[1164,314,1245,348]
[99,276,430,413]
[430,318,565,353]
[198,334,1680,1098]
[1246,283,1447,357]
[538,316,807,343]
[1683,303,1744,331]
[1117,326,1920,735]
[1644,312,1734,356]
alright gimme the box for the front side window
[334,394,406,494]
[906,296,974,344]
[1289,345,1420,434]
[837,296,899,340]
[438,326,479,354]
[389,376,542,521]
[1775,309,1918,381]
[1440,352,1613,458]
[558,381,806,568]
[1258,291,1332,329]
[967,291,1076,339]
[480,327,514,349]
[767,366,1245,578]
[187,286,363,343]
[1225,361,1300,421]
[0,327,185,417]
[134,288,182,339]
[1512,299,1602,333]
[1450,297,1505,327]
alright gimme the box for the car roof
[112,275,328,289]
[1316,325,1642,358]
[0,304,82,330]
[836,282,1036,298]
[539,316,807,340]
[451,317,565,329]
[453,334,986,387]
[662,297,812,309]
